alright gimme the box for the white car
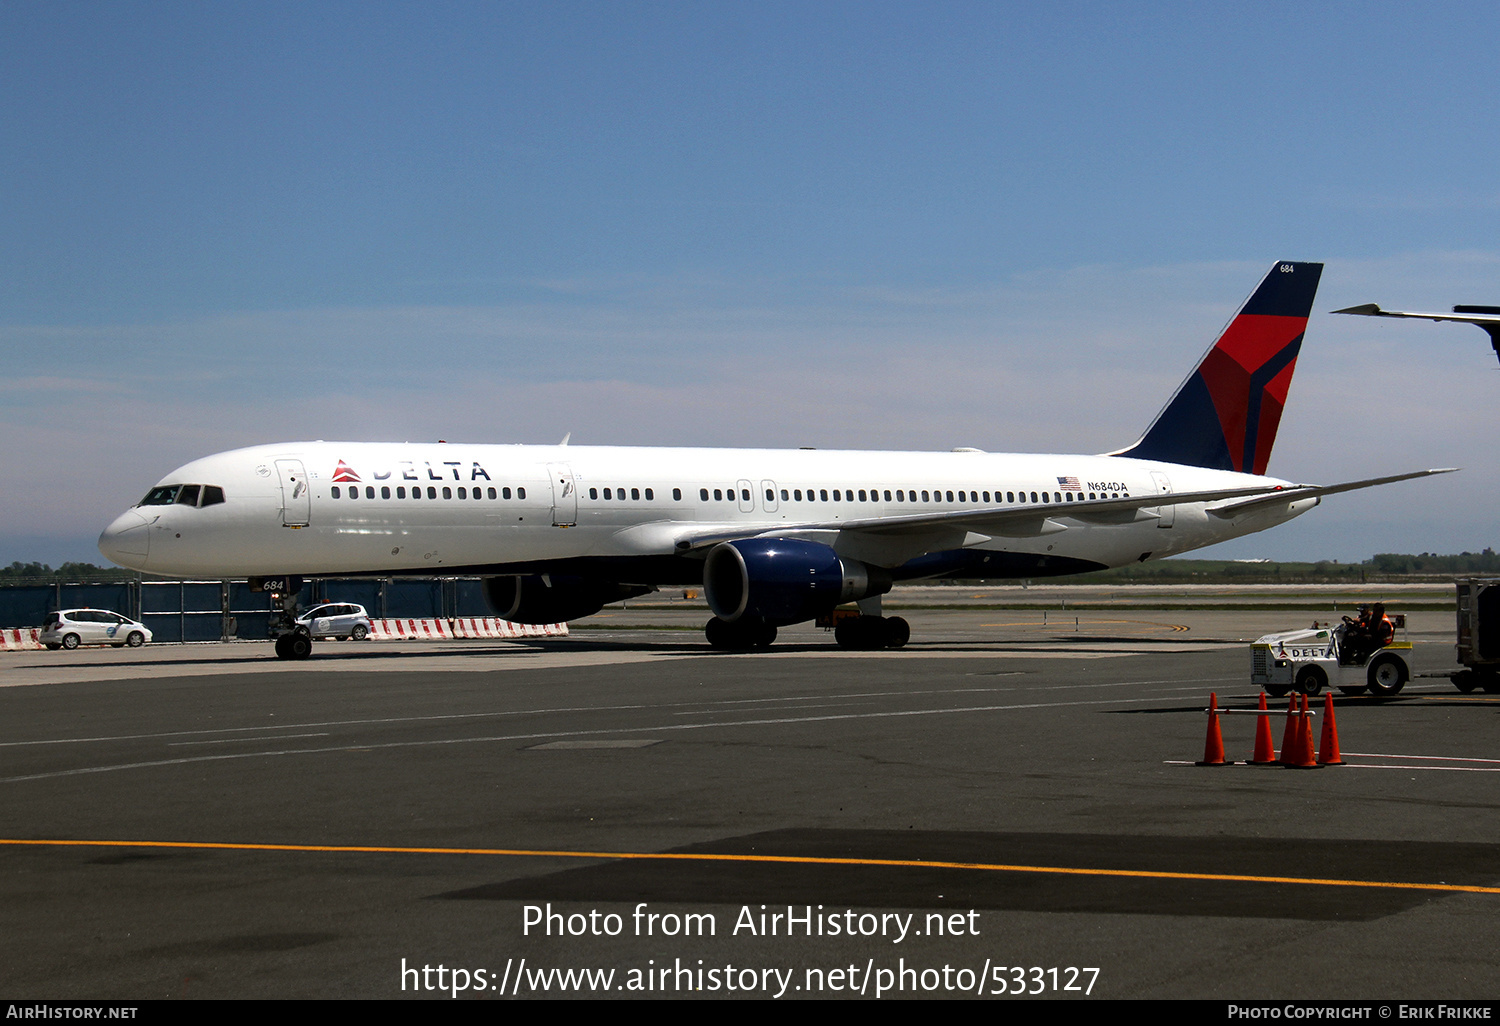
[294,603,373,641]
[41,609,152,650]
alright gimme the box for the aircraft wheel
[61,634,80,650]
[752,621,777,648]
[1337,686,1368,696]
[835,616,884,650]
[1295,666,1326,697]
[882,616,910,649]
[1453,670,1478,694]
[705,618,753,650]
[287,632,313,660]
[1366,654,1408,698]
[1263,684,1290,698]
[46,644,60,651]
[274,635,293,659]
[1481,671,1500,695]
[126,632,145,648]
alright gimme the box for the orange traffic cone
[1197,692,1227,766]
[1285,693,1320,769]
[1249,691,1277,765]
[1279,695,1299,766]
[1318,692,1345,766]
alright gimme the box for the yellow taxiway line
[3,837,1499,896]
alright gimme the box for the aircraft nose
[98,510,150,569]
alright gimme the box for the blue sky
[3,1,1497,565]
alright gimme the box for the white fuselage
[98,441,1316,581]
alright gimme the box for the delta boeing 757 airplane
[98,261,1450,657]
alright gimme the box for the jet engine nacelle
[703,538,891,627]
[483,575,653,625]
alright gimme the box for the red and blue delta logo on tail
[1121,261,1323,475]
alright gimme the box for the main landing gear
[702,614,911,650]
[704,617,777,650]
[834,615,910,650]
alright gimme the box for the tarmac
[1,591,1496,1000]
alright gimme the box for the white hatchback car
[294,603,373,640]
[41,609,153,650]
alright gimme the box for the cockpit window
[141,485,181,505]
[139,484,226,507]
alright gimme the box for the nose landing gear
[274,628,313,660]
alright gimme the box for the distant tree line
[1364,549,1500,575]
[0,561,139,584]
[1075,549,1500,584]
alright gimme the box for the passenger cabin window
[673,488,682,501]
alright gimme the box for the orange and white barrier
[1,629,42,651]
[369,618,566,640]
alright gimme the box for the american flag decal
[1057,476,1080,490]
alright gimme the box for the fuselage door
[548,463,578,527]
[1150,471,1175,528]
[275,459,311,527]
[760,479,779,513]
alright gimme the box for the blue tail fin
[1117,261,1323,474]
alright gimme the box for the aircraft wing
[667,469,1455,553]
[1334,303,1500,364]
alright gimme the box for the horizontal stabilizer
[1207,467,1458,518]
[1334,304,1500,364]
